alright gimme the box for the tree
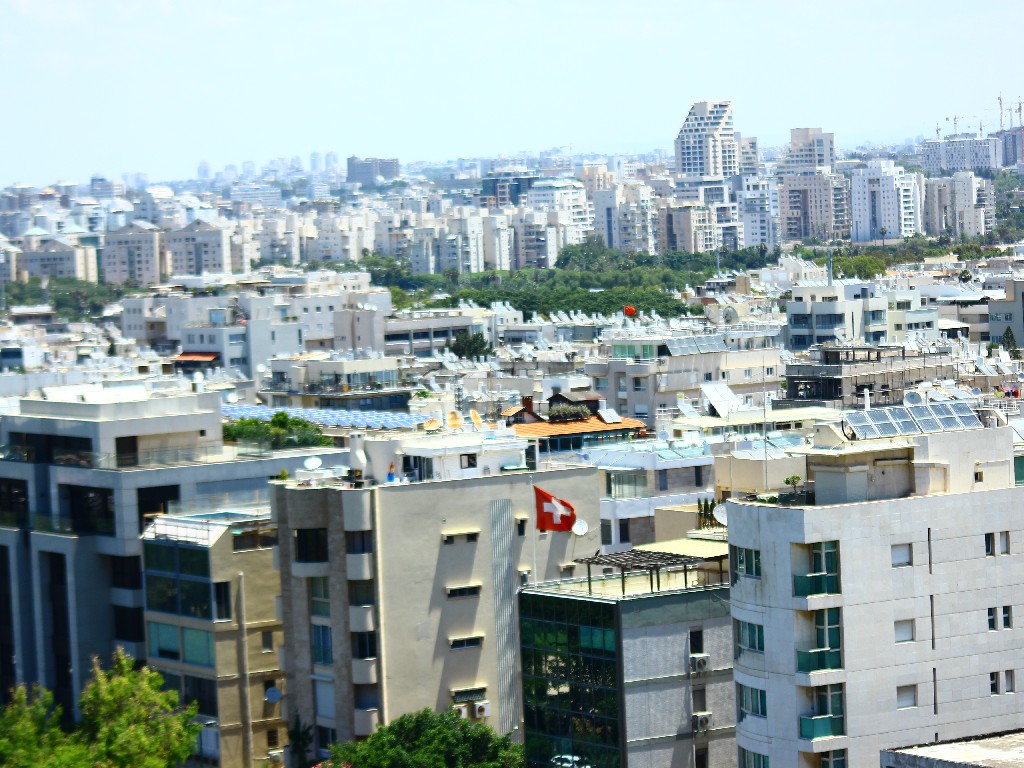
[75,648,201,768]
[1002,327,1019,360]
[450,331,493,360]
[287,715,314,768]
[878,227,889,246]
[547,404,592,422]
[222,412,334,449]
[784,475,802,498]
[0,685,85,768]
[329,708,522,768]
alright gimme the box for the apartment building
[731,175,779,248]
[263,354,413,412]
[102,221,166,286]
[0,382,347,715]
[16,237,99,281]
[777,128,836,175]
[274,431,601,760]
[851,161,922,242]
[521,563,733,768]
[346,157,400,186]
[525,179,594,246]
[923,134,1003,174]
[584,326,783,424]
[143,504,286,768]
[786,282,889,349]
[675,101,739,177]
[727,402,1024,768]
[168,219,233,275]
[592,182,658,253]
[884,289,940,343]
[922,172,994,239]
[779,171,851,242]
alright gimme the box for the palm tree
[878,227,889,247]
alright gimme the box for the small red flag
[623,305,637,316]
[535,486,576,532]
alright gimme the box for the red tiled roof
[511,416,646,438]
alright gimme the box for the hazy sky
[2,0,1022,185]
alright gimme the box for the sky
[2,0,1023,186]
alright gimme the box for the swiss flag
[534,486,576,532]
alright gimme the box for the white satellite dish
[225,392,238,404]
[264,687,282,704]
[193,371,205,382]
[903,391,924,406]
[303,456,322,471]
[712,505,728,526]
[657,429,669,441]
[571,519,589,536]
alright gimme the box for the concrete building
[526,179,594,247]
[731,175,779,248]
[143,504,286,768]
[480,170,539,208]
[882,730,1024,767]
[851,161,922,243]
[785,281,890,349]
[778,128,836,175]
[593,183,658,253]
[779,171,851,242]
[675,101,739,178]
[346,157,400,187]
[737,134,760,175]
[727,402,1024,768]
[168,219,233,275]
[923,135,1003,174]
[273,431,602,760]
[16,237,98,282]
[884,289,940,343]
[990,126,1024,168]
[985,278,1024,346]
[0,382,347,715]
[521,561,733,768]
[102,221,166,286]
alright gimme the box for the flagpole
[530,474,538,584]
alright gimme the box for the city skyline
[2,0,1023,185]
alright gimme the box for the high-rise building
[102,221,166,286]
[731,175,779,248]
[167,219,233,274]
[850,160,922,242]
[274,431,602,761]
[779,171,851,242]
[923,172,994,239]
[481,170,539,208]
[778,128,836,175]
[989,126,1024,168]
[728,401,1024,768]
[737,134,760,175]
[310,152,322,174]
[923,135,1003,174]
[346,157,400,186]
[197,161,211,181]
[592,182,657,254]
[674,101,739,178]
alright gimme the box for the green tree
[329,708,522,768]
[450,331,493,359]
[0,685,87,768]
[547,404,592,422]
[878,227,889,246]
[222,411,333,449]
[784,475,802,498]
[1002,327,1019,360]
[75,648,201,768]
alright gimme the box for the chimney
[522,395,533,413]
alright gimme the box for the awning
[174,352,219,362]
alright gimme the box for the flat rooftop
[887,731,1024,766]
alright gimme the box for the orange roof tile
[500,405,525,417]
[511,416,646,438]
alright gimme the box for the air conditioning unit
[692,711,713,732]
[453,704,470,719]
[473,700,491,718]
[689,653,710,673]
[267,750,284,765]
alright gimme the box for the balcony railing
[796,647,842,673]
[799,714,845,739]
[0,445,34,462]
[793,572,840,597]
[50,442,271,470]
[32,513,115,536]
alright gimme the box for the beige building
[16,237,98,282]
[274,430,602,761]
[168,219,233,275]
[779,171,851,241]
[103,221,166,286]
[143,505,286,768]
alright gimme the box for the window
[734,620,764,654]
[348,580,375,606]
[703,372,713,382]
[213,582,231,621]
[113,606,144,642]
[442,535,454,545]
[352,631,377,658]
[690,629,704,654]
[816,608,841,650]
[618,519,630,544]
[346,530,373,554]
[738,748,769,768]
[975,471,985,483]
[989,607,998,630]
[311,624,332,665]
[986,532,996,556]
[516,519,526,536]
[295,528,328,562]
[658,469,668,492]
[730,546,762,581]
[896,684,917,709]
[1007,670,1016,693]
[991,671,1001,694]
[182,675,218,717]
[183,628,215,666]
[309,577,330,616]
[450,636,483,650]
[632,377,646,392]
[692,687,706,712]
[891,543,912,567]
[459,453,477,469]
[1004,605,1013,628]
[737,683,767,719]
[262,631,274,652]
[267,729,279,749]
[448,585,481,598]
[606,470,647,499]
[465,532,479,543]
[820,750,846,767]
[1000,531,1010,554]
[600,520,612,546]
[148,621,180,660]
[316,726,336,757]
[895,619,914,642]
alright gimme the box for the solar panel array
[221,403,429,431]
[843,402,983,439]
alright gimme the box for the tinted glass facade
[520,592,621,768]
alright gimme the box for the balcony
[32,513,114,536]
[793,572,840,597]
[349,604,375,632]
[799,714,844,739]
[347,553,374,580]
[351,657,378,685]
[796,648,842,673]
[353,708,380,737]
[48,442,271,470]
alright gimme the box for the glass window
[348,580,375,606]
[815,608,841,649]
[296,528,328,562]
[144,542,176,573]
[312,624,332,665]
[214,582,231,621]
[180,579,212,619]
[735,620,764,654]
[182,675,217,717]
[310,577,331,616]
[989,607,998,630]
[737,683,767,719]
[738,748,769,768]
[896,684,916,709]
[352,631,377,658]
[178,547,210,577]
[145,575,179,614]
[891,543,912,567]
[183,628,215,666]
[346,530,373,554]
[985,532,996,556]
[894,619,914,642]
[1004,606,1013,629]
[148,621,180,660]
[600,520,612,546]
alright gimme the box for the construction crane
[1000,94,1005,131]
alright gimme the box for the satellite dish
[903,391,924,406]
[264,687,282,705]
[303,456,322,471]
[971,387,983,396]
[1017,373,1024,383]
[571,519,589,536]
[225,392,238,403]
[193,371,205,382]
[657,429,669,441]
[843,423,857,440]
[712,505,728,526]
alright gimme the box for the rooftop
[887,730,1024,766]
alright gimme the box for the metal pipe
[238,572,254,768]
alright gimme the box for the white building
[167,219,233,275]
[675,101,739,177]
[850,161,922,243]
[525,179,594,246]
[592,182,658,253]
[923,134,1004,174]
[728,404,1024,768]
